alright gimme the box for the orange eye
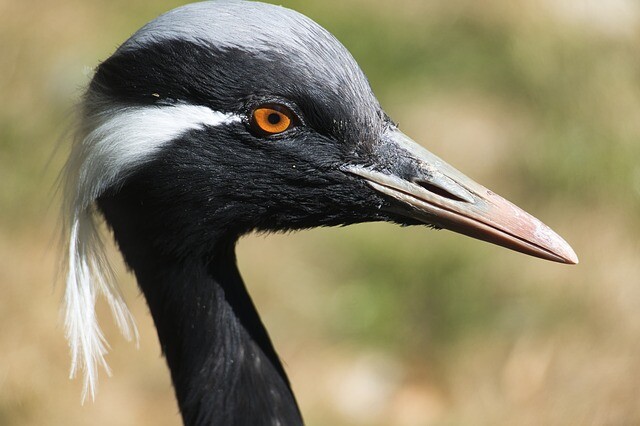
[251,105,295,136]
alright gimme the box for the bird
[61,1,578,425]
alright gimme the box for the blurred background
[1,0,639,424]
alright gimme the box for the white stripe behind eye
[76,104,241,210]
[63,103,241,401]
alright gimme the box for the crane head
[62,0,577,401]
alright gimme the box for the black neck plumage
[138,247,302,426]
[98,194,303,426]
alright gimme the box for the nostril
[413,179,469,203]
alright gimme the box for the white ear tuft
[64,212,137,401]
[62,101,241,401]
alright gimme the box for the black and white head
[62,0,577,402]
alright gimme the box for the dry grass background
[1,0,640,425]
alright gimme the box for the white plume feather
[62,101,240,401]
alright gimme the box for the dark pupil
[267,113,281,125]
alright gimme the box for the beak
[344,129,578,264]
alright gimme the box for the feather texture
[62,102,240,400]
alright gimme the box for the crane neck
[133,245,302,425]
[96,178,304,425]
[106,230,302,425]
